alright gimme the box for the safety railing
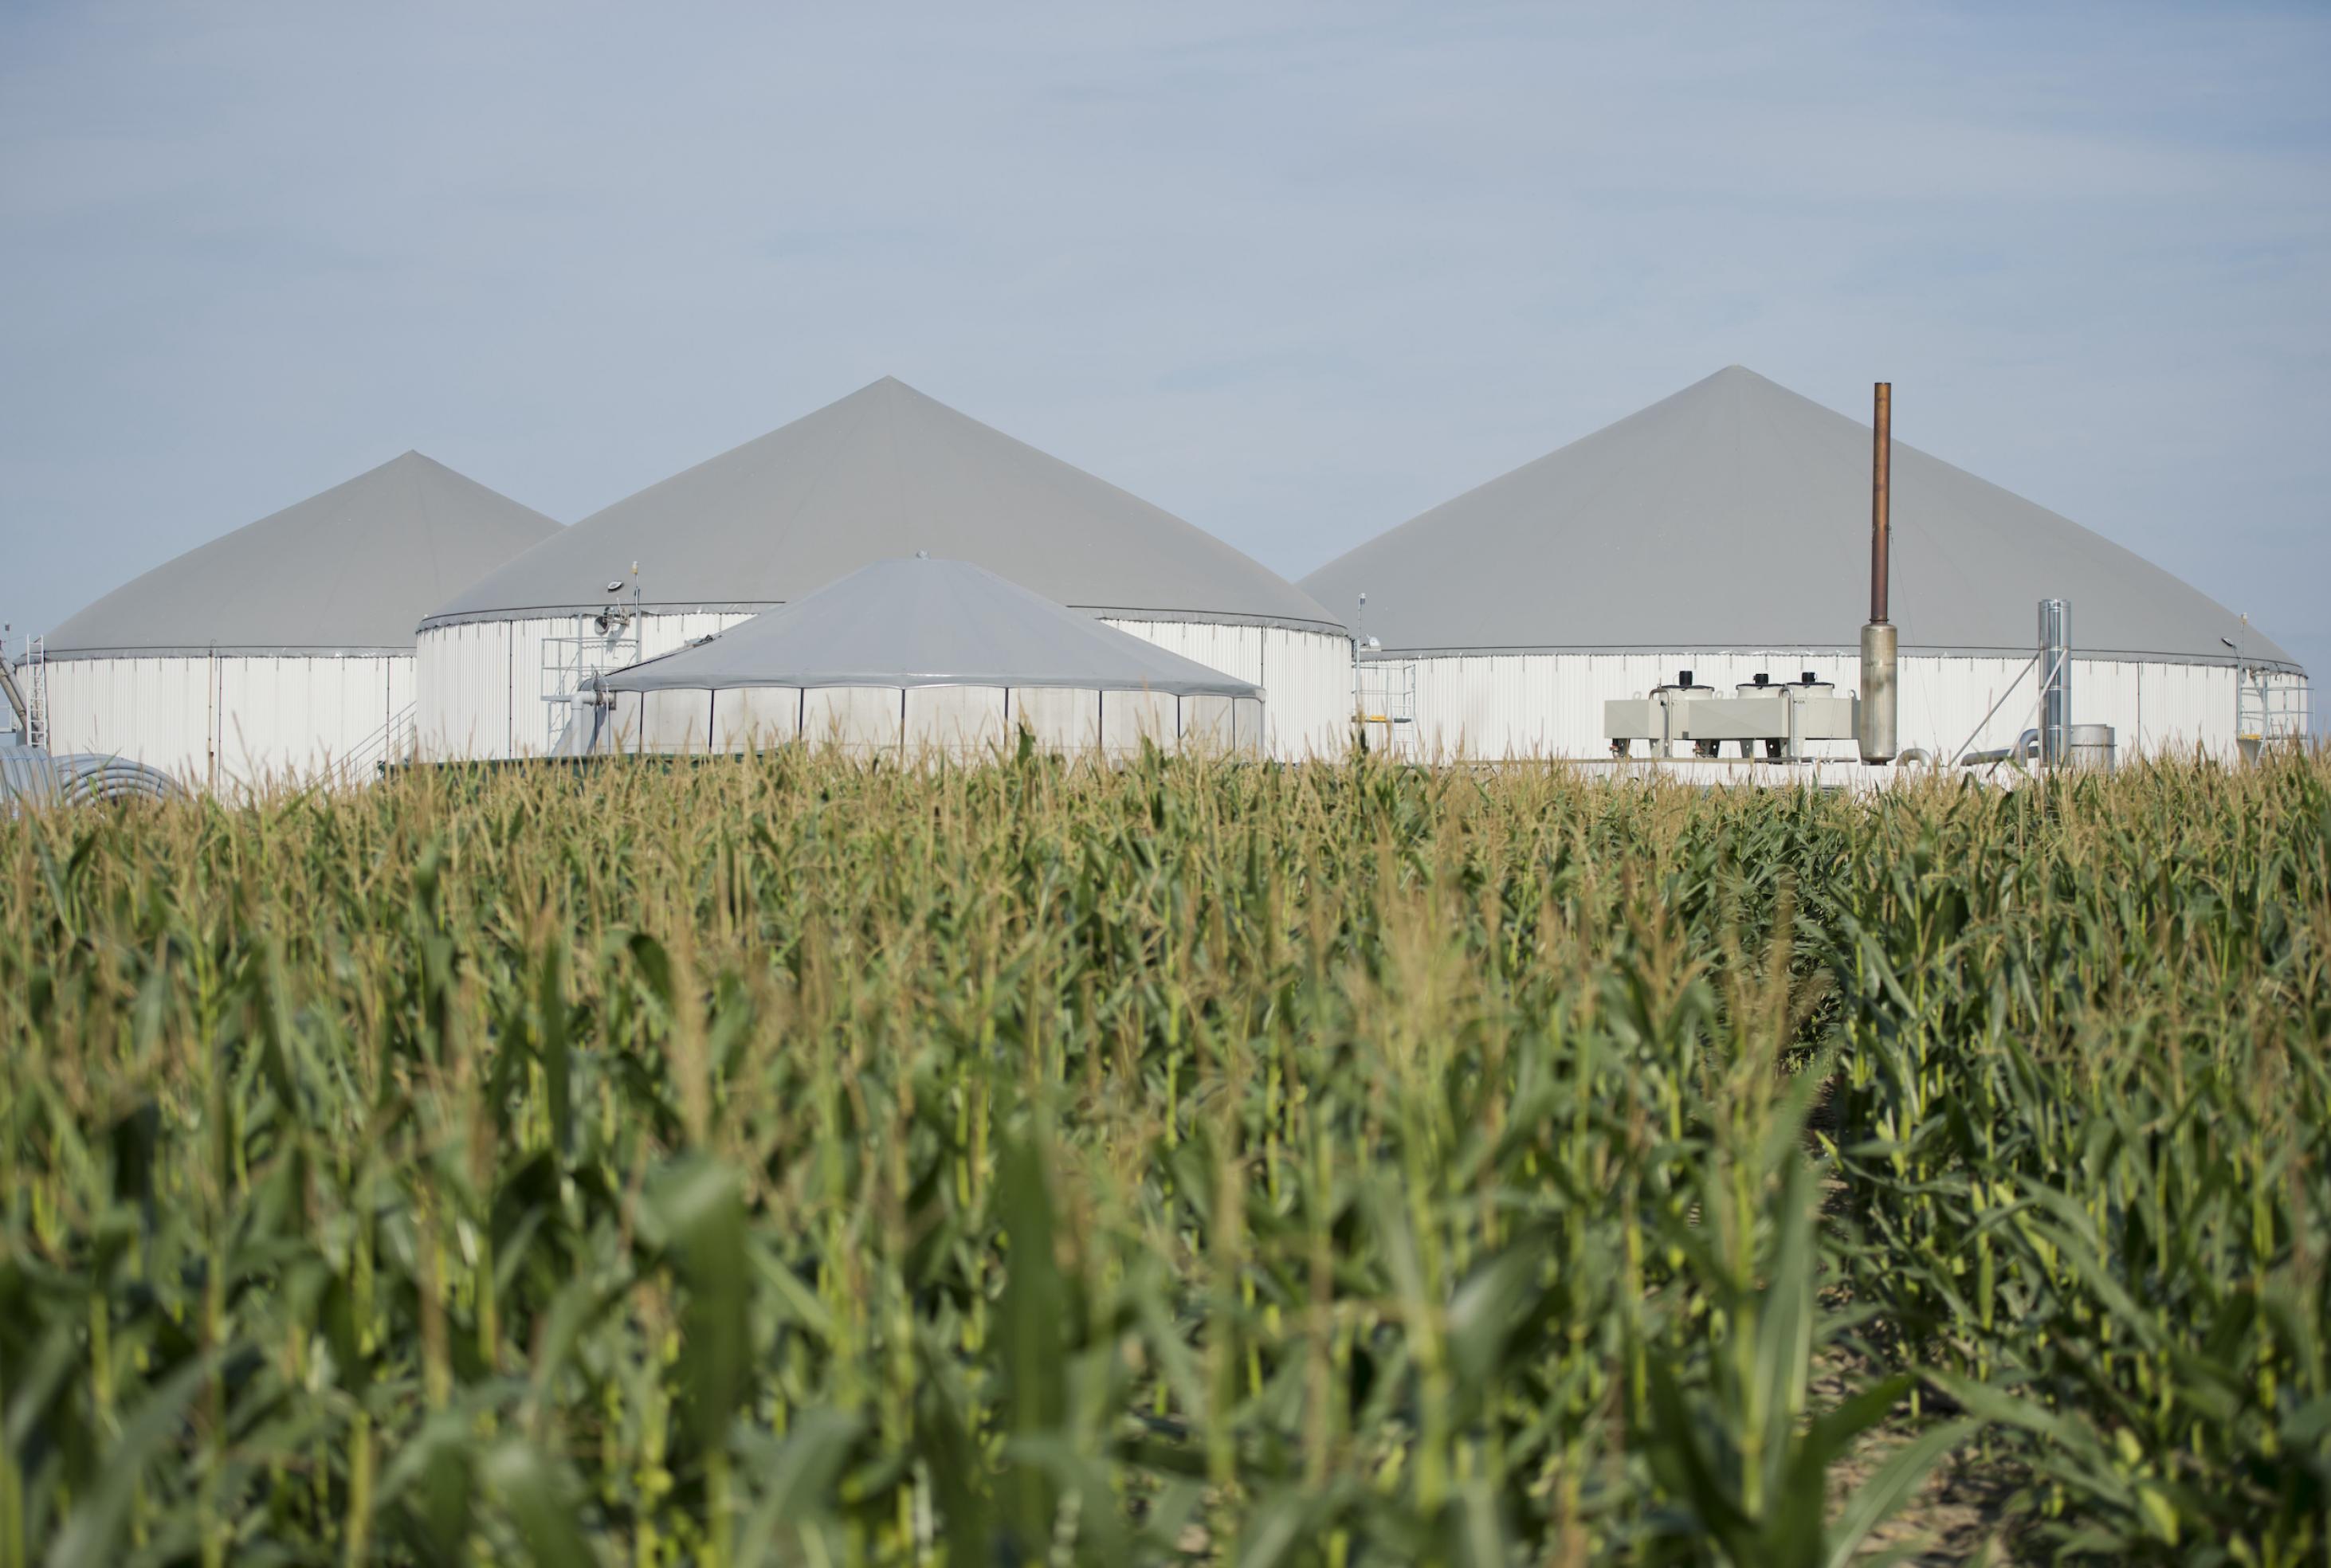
[2238,677,2311,759]
[1355,657,1418,758]
[343,702,417,779]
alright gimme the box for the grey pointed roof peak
[426,380,1343,635]
[1301,367,2297,669]
[601,555,1262,697]
[48,452,562,659]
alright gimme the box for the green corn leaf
[1445,1239,1544,1394]
[1804,1374,1914,1468]
[995,1131,1069,1552]
[44,1354,213,1568]
[643,1155,751,1451]
[536,938,571,1158]
[1823,1418,1976,1568]
[481,1437,597,1568]
[526,1272,626,1433]
[732,1411,864,1568]
[1636,1338,1755,1553]
[377,1407,477,1568]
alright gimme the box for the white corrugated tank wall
[419,615,1351,762]
[416,613,743,761]
[41,654,411,790]
[1400,649,2288,762]
[591,684,1264,762]
[1102,621,1352,759]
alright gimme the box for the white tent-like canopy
[41,452,560,788]
[1301,367,2308,760]
[562,555,1264,759]
[422,378,1347,760]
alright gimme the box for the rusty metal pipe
[1858,380,1899,762]
[1870,381,1891,624]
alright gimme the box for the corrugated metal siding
[1403,651,2287,762]
[1097,690,1176,758]
[417,612,750,759]
[586,683,1264,762]
[712,688,805,750]
[43,653,408,790]
[1105,621,1351,758]
[420,614,1352,762]
[800,688,902,756]
[905,687,1009,754]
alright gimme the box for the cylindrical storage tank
[567,556,1266,764]
[422,378,1346,762]
[2067,723,2117,771]
[41,453,559,791]
[1303,367,2305,762]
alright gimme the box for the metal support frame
[2237,672,2311,757]
[1355,657,1417,758]
[542,611,644,752]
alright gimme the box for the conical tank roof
[426,378,1341,636]
[48,452,561,658]
[602,556,1261,698]
[1302,367,2296,669]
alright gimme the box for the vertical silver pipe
[0,657,29,742]
[2039,598,2070,766]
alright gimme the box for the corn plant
[0,747,2320,1563]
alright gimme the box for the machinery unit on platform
[1605,669,1859,760]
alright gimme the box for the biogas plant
[6,370,2311,794]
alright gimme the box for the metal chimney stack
[1858,382,1899,762]
[2038,598,2070,766]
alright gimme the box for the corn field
[1,751,2325,1566]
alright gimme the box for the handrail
[344,702,417,779]
[2237,678,2310,744]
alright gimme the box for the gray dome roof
[603,556,1260,698]
[425,378,1342,636]
[48,452,560,659]
[1303,367,2297,670]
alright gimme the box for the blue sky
[3,2,2326,719]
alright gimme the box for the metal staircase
[344,702,417,779]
